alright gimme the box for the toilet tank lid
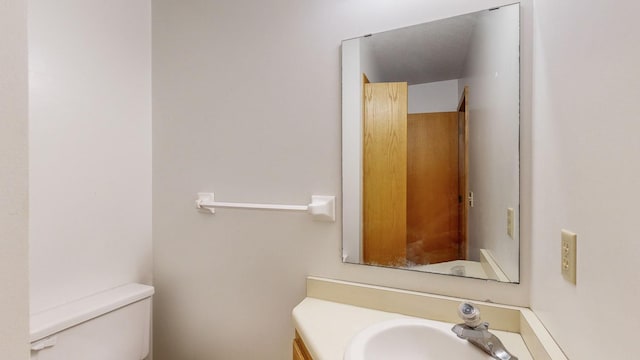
[30,283,154,342]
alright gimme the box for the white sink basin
[344,318,493,360]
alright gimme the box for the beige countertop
[293,277,568,360]
[409,259,489,279]
[293,297,533,360]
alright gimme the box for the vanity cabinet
[293,330,313,360]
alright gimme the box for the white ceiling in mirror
[360,13,479,85]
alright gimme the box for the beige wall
[28,0,152,314]
[530,1,640,358]
[152,1,530,359]
[0,0,29,358]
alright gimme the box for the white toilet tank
[30,283,154,360]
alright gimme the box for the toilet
[30,283,154,360]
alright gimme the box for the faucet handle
[458,302,483,328]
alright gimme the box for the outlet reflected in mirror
[341,4,520,283]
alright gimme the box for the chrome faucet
[451,302,518,360]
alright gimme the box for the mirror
[341,4,520,283]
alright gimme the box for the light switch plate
[561,229,577,284]
[507,208,514,238]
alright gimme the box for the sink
[344,318,493,360]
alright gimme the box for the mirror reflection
[341,4,520,282]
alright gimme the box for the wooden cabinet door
[293,340,306,360]
[293,331,313,360]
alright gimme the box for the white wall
[408,80,460,113]
[152,1,529,359]
[0,0,29,358]
[359,38,384,83]
[458,5,520,281]
[28,0,152,314]
[530,1,640,358]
